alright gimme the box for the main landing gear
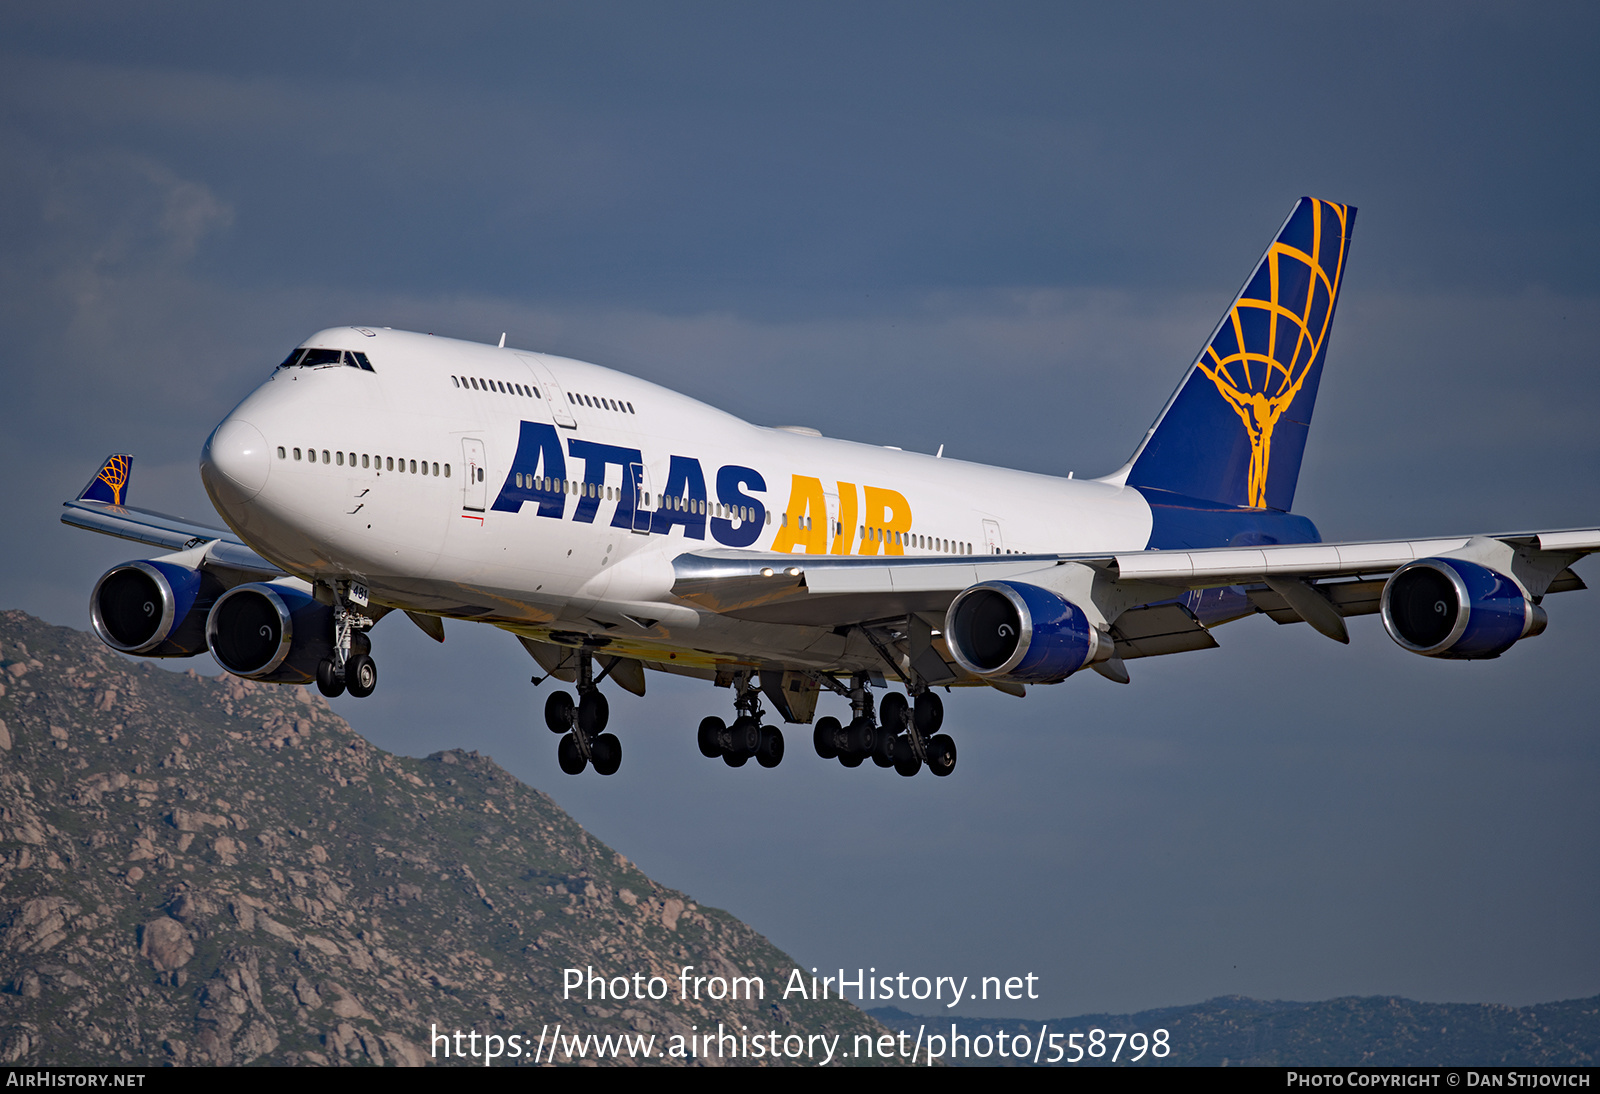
[811,674,956,777]
[695,671,784,770]
[543,649,622,776]
[316,592,378,700]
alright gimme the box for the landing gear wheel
[812,716,841,760]
[544,691,575,734]
[346,654,377,699]
[757,726,784,768]
[845,717,877,756]
[316,658,345,698]
[872,731,898,768]
[838,752,864,768]
[578,690,610,734]
[723,750,749,768]
[926,734,957,776]
[726,716,761,759]
[893,736,922,777]
[913,691,944,734]
[591,733,622,776]
[879,691,909,732]
[698,717,726,759]
[557,733,586,774]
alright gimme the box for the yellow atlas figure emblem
[1197,199,1350,508]
[97,455,130,506]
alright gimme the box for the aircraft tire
[726,716,761,758]
[913,692,944,734]
[346,654,377,699]
[812,716,841,759]
[545,691,575,734]
[927,734,957,776]
[845,716,876,755]
[757,725,784,768]
[839,752,864,768]
[578,691,610,734]
[872,731,898,768]
[697,717,726,758]
[894,748,922,778]
[879,691,909,731]
[315,658,345,698]
[557,734,586,775]
[592,734,622,776]
[723,750,749,768]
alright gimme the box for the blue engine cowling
[945,581,1103,683]
[1380,558,1546,660]
[205,581,333,683]
[90,560,221,658]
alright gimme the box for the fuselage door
[462,438,488,512]
[629,462,652,534]
[514,354,577,429]
[982,518,1004,555]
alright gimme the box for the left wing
[62,454,282,583]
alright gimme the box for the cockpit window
[275,347,376,372]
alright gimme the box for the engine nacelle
[90,560,220,658]
[945,581,1105,683]
[206,581,333,683]
[1380,557,1546,660]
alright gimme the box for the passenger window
[444,464,451,477]
[477,467,484,482]
[277,446,286,459]
[410,460,417,473]
[336,452,344,466]
[626,402,635,413]
[386,457,394,471]
[293,448,301,460]
[362,455,370,468]
[452,376,460,388]
[433,462,439,475]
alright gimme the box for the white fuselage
[201,327,1155,673]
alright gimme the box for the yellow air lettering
[771,475,829,555]
[859,486,911,556]
[832,482,858,555]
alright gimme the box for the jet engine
[205,581,333,683]
[945,580,1106,683]
[90,560,220,658]
[1380,557,1546,660]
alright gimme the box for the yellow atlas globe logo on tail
[1196,199,1350,508]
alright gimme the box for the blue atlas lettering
[491,421,567,517]
[713,464,767,548]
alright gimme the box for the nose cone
[201,418,271,507]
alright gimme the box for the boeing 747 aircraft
[64,198,1597,778]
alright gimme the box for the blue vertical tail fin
[1122,197,1355,512]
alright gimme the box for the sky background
[2,2,1597,1021]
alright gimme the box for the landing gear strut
[543,649,621,776]
[696,671,784,769]
[316,587,377,699]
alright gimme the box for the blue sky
[2,2,1597,1019]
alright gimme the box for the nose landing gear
[543,648,622,776]
[315,586,377,699]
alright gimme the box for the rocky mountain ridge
[0,609,885,1066]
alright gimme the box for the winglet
[77,455,133,506]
